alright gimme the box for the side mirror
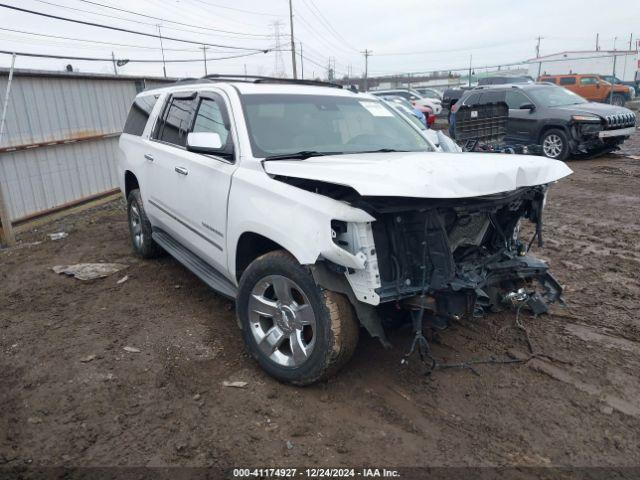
[186,132,223,153]
[519,103,535,111]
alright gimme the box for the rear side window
[559,77,576,85]
[480,90,505,103]
[154,96,195,147]
[123,95,158,136]
[463,93,481,105]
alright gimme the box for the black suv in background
[450,84,636,160]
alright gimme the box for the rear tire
[127,189,163,259]
[237,250,359,385]
[540,129,569,160]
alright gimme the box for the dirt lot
[2,145,640,475]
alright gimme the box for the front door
[578,76,601,101]
[505,90,537,143]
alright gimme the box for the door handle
[144,154,154,162]
[174,166,189,176]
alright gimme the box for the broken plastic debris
[80,354,96,363]
[222,381,248,388]
[52,263,127,281]
[123,346,140,353]
[116,275,129,284]
[48,232,68,241]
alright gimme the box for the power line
[0,26,228,52]
[0,49,267,63]
[0,3,270,51]
[33,0,274,38]
[185,0,284,16]
[301,0,358,52]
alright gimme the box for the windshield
[241,94,432,158]
[527,86,587,107]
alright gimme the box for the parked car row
[370,88,443,115]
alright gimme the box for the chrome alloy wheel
[129,203,144,249]
[248,275,317,367]
[542,134,563,158]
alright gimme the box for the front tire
[541,129,569,160]
[127,189,163,259]
[610,93,625,107]
[237,250,359,385]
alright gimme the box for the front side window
[505,90,530,109]
[527,86,587,107]
[241,94,432,158]
[155,97,195,147]
[580,77,598,85]
[192,98,229,146]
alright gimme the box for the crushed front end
[334,185,562,326]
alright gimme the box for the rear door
[146,92,197,241]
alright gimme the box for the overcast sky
[0,0,638,79]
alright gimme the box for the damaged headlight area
[338,185,563,322]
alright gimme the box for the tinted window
[463,93,481,105]
[559,77,576,85]
[192,98,229,146]
[155,97,194,147]
[123,95,158,136]
[480,90,505,103]
[579,77,597,85]
[505,90,530,109]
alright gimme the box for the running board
[152,229,238,299]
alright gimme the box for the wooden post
[0,53,16,246]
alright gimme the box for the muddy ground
[2,144,640,475]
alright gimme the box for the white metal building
[526,50,639,82]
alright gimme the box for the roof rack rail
[202,74,343,89]
[172,77,214,86]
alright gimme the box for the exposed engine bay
[277,175,563,341]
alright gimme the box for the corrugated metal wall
[0,70,172,222]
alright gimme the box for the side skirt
[152,228,238,300]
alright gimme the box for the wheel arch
[124,170,140,199]
[234,231,299,282]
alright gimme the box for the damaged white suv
[118,76,572,385]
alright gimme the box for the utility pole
[272,20,285,77]
[299,42,304,79]
[468,54,472,87]
[535,36,543,58]
[629,33,633,51]
[157,24,167,78]
[201,45,209,76]
[595,33,600,51]
[288,0,297,78]
[361,49,371,91]
[0,53,16,246]
[111,51,118,75]
[244,63,248,76]
[613,36,618,51]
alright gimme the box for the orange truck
[538,74,632,107]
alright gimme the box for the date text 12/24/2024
[232,468,401,478]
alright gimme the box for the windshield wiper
[263,151,343,161]
[349,148,411,154]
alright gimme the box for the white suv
[118,75,571,385]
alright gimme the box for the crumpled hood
[264,151,572,198]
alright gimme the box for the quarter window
[123,95,158,136]
[559,77,576,85]
[155,97,195,147]
[192,98,229,146]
